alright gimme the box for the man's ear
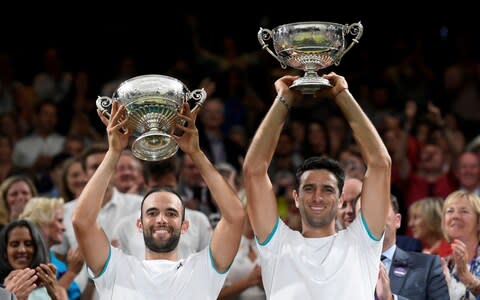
[338,194,344,209]
[293,190,299,208]
[395,213,402,230]
[181,220,189,234]
[136,217,143,232]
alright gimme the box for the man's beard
[143,226,182,253]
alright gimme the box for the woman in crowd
[0,219,66,299]
[0,175,37,228]
[58,158,87,203]
[442,190,480,299]
[408,197,451,257]
[20,197,83,300]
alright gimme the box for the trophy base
[132,130,178,161]
[290,76,332,94]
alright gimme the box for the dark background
[1,7,478,93]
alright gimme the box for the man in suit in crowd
[375,195,449,300]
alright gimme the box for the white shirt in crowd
[13,133,65,168]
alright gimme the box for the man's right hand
[97,99,130,153]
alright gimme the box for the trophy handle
[96,96,128,133]
[333,22,364,66]
[187,88,207,113]
[257,28,287,69]
[96,96,113,118]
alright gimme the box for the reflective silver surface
[96,74,206,161]
[258,21,363,94]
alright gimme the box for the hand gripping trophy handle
[95,88,207,132]
[333,22,363,66]
[257,28,287,69]
[96,96,127,132]
[96,96,114,119]
[187,88,207,113]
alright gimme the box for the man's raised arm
[242,75,301,242]
[174,103,244,273]
[324,72,391,238]
[72,101,131,276]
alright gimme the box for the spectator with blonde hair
[408,197,451,257]
[0,175,37,227]
[20,197,82,300]
[442,190,480,299]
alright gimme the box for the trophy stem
[131,130,178,161]
[290,70,332,94]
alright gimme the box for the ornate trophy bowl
[96,74,206,161]
[258,21,363,94]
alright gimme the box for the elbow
[370,153,392,170]
[227,204,246,227]
[242,159,268,179]
[71,211,87,233]
[230,203,246,226]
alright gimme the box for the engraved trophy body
[258,21,363,94]
[96,74,206,161]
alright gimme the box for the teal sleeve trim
[209,245,230,274]
[90,246,112,279]
[360,213,383,241]
[256,217,280,246]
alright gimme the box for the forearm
[243,94,290,175]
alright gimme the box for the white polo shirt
[91,246,227,299]
[257,214,383,300]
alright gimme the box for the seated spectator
[336,178,362,230]
[0,219,66,299]
[442,190,480,299]
[58,157,87,203]
[0,175,37,228]
[408,197,452,257]
[20,197,83,300]
[455,151,480,196]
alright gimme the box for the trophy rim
[117,74,188,90]
[273,21,344,31]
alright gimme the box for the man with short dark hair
[243,73,392,299]
[73,101,244,299]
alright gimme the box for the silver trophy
[96,74,206,161]
[258,21,363,94]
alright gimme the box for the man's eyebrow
[145,207,159,213]
[166,207,179,214]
